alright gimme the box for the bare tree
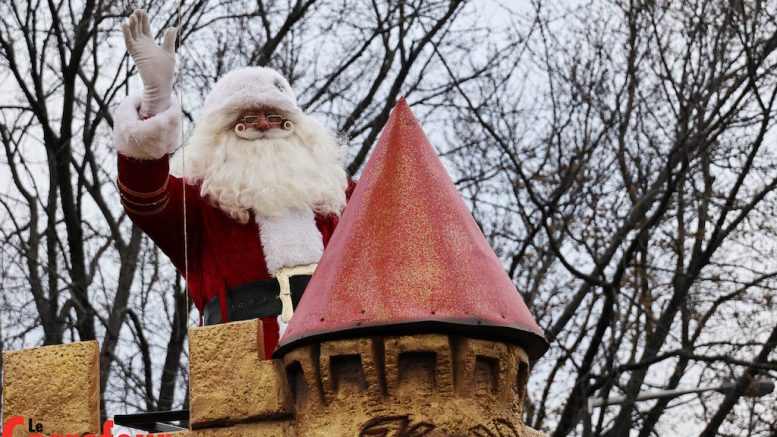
[4,0,775,435]
[0,0,491,422]
[438,1,777,435]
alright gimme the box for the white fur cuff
[113,95,182,160]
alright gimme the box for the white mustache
[234,124,294,140]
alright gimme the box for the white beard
[170,111,348,224]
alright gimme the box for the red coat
[117,153,351,357]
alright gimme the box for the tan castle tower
[2,100,548,436]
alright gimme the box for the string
[174,1,191,331]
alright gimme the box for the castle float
[2,99,549,436]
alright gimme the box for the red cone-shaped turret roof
[275,98,549,359]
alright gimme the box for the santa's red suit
[113,67,352,358]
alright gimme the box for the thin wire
[175,0,191,331]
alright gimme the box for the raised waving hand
[121,9,177,117]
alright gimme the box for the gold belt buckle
[275,263,318,323]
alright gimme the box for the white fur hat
[201,67,301,119]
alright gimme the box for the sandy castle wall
[2,319,545,436]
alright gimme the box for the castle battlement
[283,333,529,411]
[2,319,543,436]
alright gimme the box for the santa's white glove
[121,9,177,117]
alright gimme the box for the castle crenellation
[1,319,543,436]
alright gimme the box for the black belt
[203,275,311,325]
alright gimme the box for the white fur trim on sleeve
[113,95,182,160]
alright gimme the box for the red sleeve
[117,153,202,274]
[345,178,357,201]
[318,178,357,245]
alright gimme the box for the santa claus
[114,9,353,357]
